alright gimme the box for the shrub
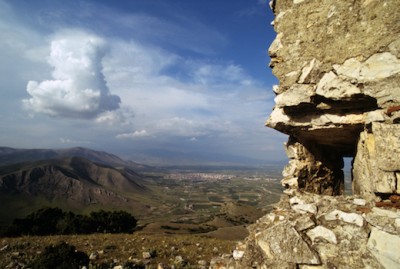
[30,241,89,269]
[1,207,137,236]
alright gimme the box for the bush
[30,241,89,269]
[89,210,137,233]
[1,207,137,236]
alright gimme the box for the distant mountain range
[0,147,153,225]
[0,146,148,170]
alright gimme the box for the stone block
[372,123,400,172]
[324,209,364,227]
[307,226,337,244]
[367,227,400,268]
[256,222,320,264]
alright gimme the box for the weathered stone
[283,160,302,178]
[352,198,366,206]
[365,110,385,124]
[372,123,400,171]
[294,215,316,231]
[232,250,244,260]
[281,176,298,188]
[333,53,400,82]
[316,71,361,100]
[275,84,315,107]
[367,227,400,268]
[174,255,184,264]
[353,123,400,195]
[256,222,320,264]
[231,0,400,268]
[324,209,364,227]
[298,58,322,84]
[142,251,152,259]
[89,252,99,260]
[306,226,337,244]
[292,203,318,215]
[364,207,400,235]
[289,196,305,205]
[389,38,400,58]
[268,33,283,58]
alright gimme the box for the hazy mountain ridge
[0,146,147,170]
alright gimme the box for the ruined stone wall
[266,0,400,197]
[210,1,400,268]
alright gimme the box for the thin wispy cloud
[116,130,150,139]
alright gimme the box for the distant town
[163,172,279,182]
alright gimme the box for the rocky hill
[0,157,151,224]
[211,0,400,268]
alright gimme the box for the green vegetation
[1,207,137,237]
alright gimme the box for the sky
[0,0,287,165]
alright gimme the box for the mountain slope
[0,157,151,224]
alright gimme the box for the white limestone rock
[268,33,283,57]
[365,207,400,235]
[256,222,320,264]
[292,203,318,214]
[353,123,400,195]
[333,52,400,82]
[307,226,337,244]
[367,227,400,268]
[298,58,322,84]
[232,250,244,260]
[266,107,291,129]
[365,110,385,124]
[353,198,367,206]
[294,215,316,231]
[274,84,315,107]
[282,176,299,188]
[395,218,400,228]
[290,196,305,205]
[324,209,364,227]
[316,71,361,100]
[372,123,400,172]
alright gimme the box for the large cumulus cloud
[23,30,121,118]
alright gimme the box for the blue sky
[0,0,287,165]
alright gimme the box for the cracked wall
[266,0,400,197]
[209,2,400,268]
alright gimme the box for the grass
[0,232,237,268]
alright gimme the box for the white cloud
[190,62,256,86]
[59,137,90,144]
[23,30,121,118]
[116,130,150,139]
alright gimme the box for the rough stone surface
[209,1,400,268]
[220,192,388,269]
[306,225,337,244]
[367,227,400,268]
[353,123,400,195]
[324,209,364,227]
[265,0,400,197]
[256,221,320,265]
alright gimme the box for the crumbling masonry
[210,1,400,268]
